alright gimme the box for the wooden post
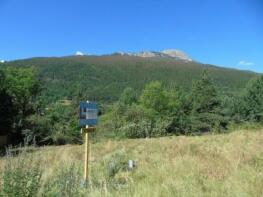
[82,126,95,185]
[80,100,97,187]
[84,126,89,184]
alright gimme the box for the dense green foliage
[25,103,80,145]
[188,71,227,133]
[0,68,40,144]
[0,70,15,136]
[0,67,83,145]
[0,56,262,145]
[242,75,263,122]
[100,72,263,138]
[2,55,257,103]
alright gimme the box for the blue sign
[79,102,98,127]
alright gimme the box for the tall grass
[0,129,262,196]
[0,147,42,197]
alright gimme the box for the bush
[42,163,84,197]
[0,151,42,197]
[103,149,128,179]
[122,120,153,138]
[101,149,131,190]
[151,117,172,136]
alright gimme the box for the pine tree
[242,75,263,122]
[189,71,226,133]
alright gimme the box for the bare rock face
[135,51,161,58]
[114,49,192,61]
[161,49,192,61]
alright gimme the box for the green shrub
[0,152,42,197]
[41,163,84,197]
[122,120,152,138]
[104,150,128,179]
[151,117,172,137]
[102,149,130,190]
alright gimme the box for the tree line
[100,71,263,138]
[0,67,263,146]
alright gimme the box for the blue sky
[0,0,262,72]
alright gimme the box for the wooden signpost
[79,101,98,185]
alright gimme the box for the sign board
[79,101,98,126]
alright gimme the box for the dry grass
[0,129,263,196]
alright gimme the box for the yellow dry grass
[0,129,263,197]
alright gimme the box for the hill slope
[1,129,262,196]
[2,55,258,102]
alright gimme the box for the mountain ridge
[113,49,192,62]
[2,54,259,103]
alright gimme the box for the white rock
[161,49,192,61]
[75,51,84,56]
[112,49,193,61]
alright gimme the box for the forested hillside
[2,55,258,103]
[1,55,262,146]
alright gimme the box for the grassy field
[0,129,263,197]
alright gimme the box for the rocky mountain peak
[114,49,192,61]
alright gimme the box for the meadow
[1,129,262,197]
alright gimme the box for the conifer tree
[189,71,225,132]
[242,75,263,122]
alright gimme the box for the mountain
[114,49,192,61]
[2,53,258,103]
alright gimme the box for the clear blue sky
[0,0,262,72]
